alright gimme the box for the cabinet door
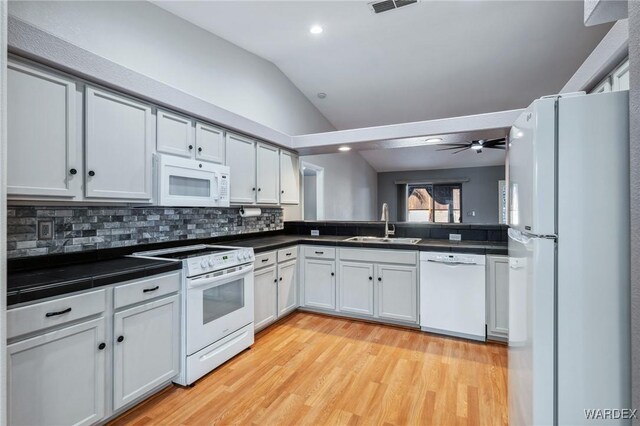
[303,259,336,310]
[113,294,180,410]
[376,265,417,323]
[487,255,509,341]
[156,109,193,158]
[7,317,106,426]
[612,58,630,91]
[338,261,374,316]
[7,61,80,198]
[196,122,225,164]
[254,265,278,332]
[85,87,153,200]
[280,150,300,204]
[278,260,298,316]
[226,133,256,203]
[257,143,280,204]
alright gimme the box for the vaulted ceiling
[154,1,612,131]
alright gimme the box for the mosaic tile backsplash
[7,206,283,258]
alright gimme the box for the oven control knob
[237,252,243,261]
[244,250,250,260]
[200,260,208,269]
[208,259,215,267]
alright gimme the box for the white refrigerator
[508,91,630,425]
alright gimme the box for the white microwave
[156,154,230,207]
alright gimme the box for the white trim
[300,161,324,221]
[0,2,7,424]
[561,19,629,94]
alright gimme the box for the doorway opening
[301,161,324,221]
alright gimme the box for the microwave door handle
[188,264,254,289]
[212,172,220,201]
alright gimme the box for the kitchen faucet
[381,203,395,239]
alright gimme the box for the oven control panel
[186,248,254,277]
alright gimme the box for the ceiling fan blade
[437,145,470,151]
[452,147,470,154]
[437,143,469,148]
[481,138,506,147]
[485,145,506,150]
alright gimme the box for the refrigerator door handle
[508,228,557,244]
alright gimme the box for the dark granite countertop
[228,235,507,255]
[8,257,181,306]
[7,230,506,306]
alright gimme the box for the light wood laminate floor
[110,312,508,426]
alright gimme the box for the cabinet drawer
[255,251,277,269]
[7,289,107,339]
[303,246,336,260]
[277,246,298,263]
[114,271,181,310]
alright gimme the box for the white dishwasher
[420,252,486,341]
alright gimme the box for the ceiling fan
[436,137,506,154]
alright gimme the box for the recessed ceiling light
[317,92,327,99]
[338,146,351,152]
[425,137,443,144]
[310,25,323,34]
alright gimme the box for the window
[407,184,462,223]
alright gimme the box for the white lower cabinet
[338,261,375,316]
[254,264,278,331]
[7,317,106,426]
[113,294,180,410]
[486,255,509,341]
[303,258,336,310]
[6,272,181,425]
[278,260,297,315]
[302,247,418,326]
[376,264,417,323]
[253,247,298,333]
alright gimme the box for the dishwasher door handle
[425,259,479,266]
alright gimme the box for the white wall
[8,0,334,136]
[303,174,317,220]
[300,152,377,221]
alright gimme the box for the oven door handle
[187,264,254,289]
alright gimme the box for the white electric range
[133,244,255,385]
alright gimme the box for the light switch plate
[449,233,462,241]
[311,230,320,236]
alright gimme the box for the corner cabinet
[279,150,300,204]
[486,255,509,342]
[7,61,82,199]
[7,317,106,426]
[85,87,154,200]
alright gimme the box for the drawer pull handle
[262,259,269,263]
[286,253,292,256]
[143,286,160,293]
[45,308,72,317]
[315,251,324,254]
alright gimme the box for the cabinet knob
[88,170,95,177]
[117,336,124,343]
[331,272,335,276]
[98,343,106,350]
[252,187,256,191]
[189,145,194,150]
[281,190,285,194]
[369,276,373,280]
[198,147,203,152]
[274,279,277,283]
[378,277,382,282]
[279,277,283,281]
[69,168,77,175]
[258,188,261,192]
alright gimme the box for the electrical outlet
[38,220,54,240]
[467,210,476,217]
[449,233,462,241]
[311,230,320,236]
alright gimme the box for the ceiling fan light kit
[436,137,507,154]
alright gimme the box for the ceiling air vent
[369,0,418,14]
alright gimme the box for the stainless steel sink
[345,236,421,244]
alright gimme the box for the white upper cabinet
[195,122,225,164]
[156,109,194,158]
[280,150,300,204]
[226,133,257,204]
[7,61,81,198]
[85,87,154,200]
[611,58,630,91]
[257,143,280,204]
